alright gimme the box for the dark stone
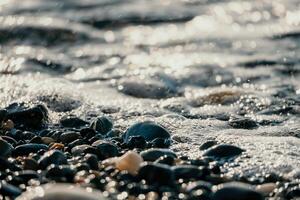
[150,137,171,148]
[6,104,48,130]
[286,187,300,199]
[30,136,44,144]
[203,144,244,158]
[46,165,75,182]
[0,157,21,171]
[138,163,175,186]
[71,145,92,155]
[0,109,8,122]
[90,116,113,134]
[60,116,88,128]
[140,148,177,161]
[92,140,119,159]
[38,150,68,169]
[200,140,217,150]
[0,181,22,197]
[187,180,213,193]
[126,136,147,149]
[124,121,170,142]
[154,155,175,166]
[14,170,39,183]
[212,182,264,200]
[0,136,17,146]
[80,128,97,139]
[84,154,99,170]
[172,165,204,180]
[228,117,258,129]
[0,138,14,157]
[13,143,48,156]
[23,158,39,170]
[60,131,81,143]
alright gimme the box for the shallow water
[0,0,300,179]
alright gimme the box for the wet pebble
[6,104,48,130]
[172,165,204,180]
[60,131,82,144]
[0,181,22,197]
[92,140,119,159]
[212,182,264,200]
[90,116,113,134]
[138,163,175,186]
[60,116,88,128]
[38,150,68,169]
[200,140,217,150]
[13,143,48,156]
[124,121,171,142]
[140,148,177,161]
[228,116,258,129]
[0,138,14,157]
[203,144,244,158]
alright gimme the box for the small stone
[42,137,55,144]
[200,140,217,150]
[46,165,75,182]
[172,165,204,180]
[203,144,244,158]
[90,116,113,134]
[60,132,81,144]
[0,181,22,197]
[138,163,175,186]
[154,155,175,166]
[71,145,92,155]
[115,151,143,175]
[50,143,64,150]
[2,119,14,130]
[228,116,258,129]
[6,104,48,130]
[0,109,8,122]
[84,154,99,170]
[0,138,14,157]
[212,182,264,200]
[60,116,88,128]
[126,136,147,149]
[92,140,119,159]
[23,158,39,170]
[140,148,177,161]
[38,150,68,169]
[256,183,276,195]
[13,143,48,156]
[124,121,171,142]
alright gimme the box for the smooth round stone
[23,158,39,170]
[92,140,119,159]
[38,150,68,169]
[90,117,113,134]
[138,163,175,186]
[6,104,48,130]
[60,132,81,144]
[46,165,75,182]
[0,157,21,171]
[0,138,14,157]
[124,121,171,143]
[84,154,99,170]
[60,116,88,128]
[16,183,107,200]
[71,145,92,155]
[228,117,258,129]
[200,140,217,151]
[126,136,147,149]
[203,144,244,158]
[13,144,48,156]
[212,182,264,200]
[117,78,179,99]
[172,165,204,180]
[115,151,143,175]
[140,148,177,161]
[0,109,8,122]
[0,136,17,146]
[0,181,22,197]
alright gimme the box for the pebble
[126,136,147,149]
[0,138,14,157]
[124,121,171,142]
[0,109,8,122]
[16,183,106,200]
[115,151,143,175]
[13,143,48,156]
[200,140,217,150]
[212,182,264,200]
[0,181,22,197]
[138,163,175,186]
[92,140,119,159]
[60,131,82,143]
[154,155,175,166]
[23,158,39,170]
[140,148,177,161]
[71,144,92,155]
[60,116,88,128]
[203,144,244,158]
[228,116,258,129]
[256,183,276,195]
[90,116,113,134]
[172,165,204,180]
[6,104,48,130]
[39,150,68,169]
